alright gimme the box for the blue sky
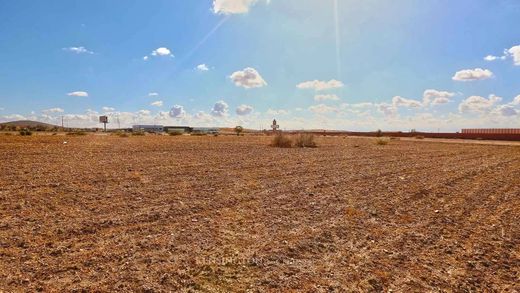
[0,0,519,131]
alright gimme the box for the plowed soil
[1,135,519,292]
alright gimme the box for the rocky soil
[0,135,519,292]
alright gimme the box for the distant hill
[0,120,59,128]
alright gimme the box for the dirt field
[0,135,519,292]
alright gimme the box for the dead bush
[375,138,388,145]
[19,129,33,136]
[271,133,292,148]
[294,133,317,148]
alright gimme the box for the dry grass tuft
[19,129,33,136]
[294,133,317,148]
[375,138,389,145]
[271,133,293,148]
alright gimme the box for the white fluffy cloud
[493,105,518,117]
[236,104,253,115]
[230,67,267,89]
[452,68,494,81]
[62,46,94,54]
[1,114,26,121]
[309,104,338,114]
[423,89,455,106]
[144,47,173,60]
[483,45,520,65]
[196,64,209,71]
[213,0,266,14]
[314,94,340,102]
[193,111,213,122]
[42,108,64,114]
[392,96,422,108]
[152,47,172,56]
[148,92,159,97]
[211,101,229,117]
[512,95,520,105]
[459,95,502,113]
[297,79,344,91]
[67,91,89,97]
[169,105,186,118]
[508,45,520,66]
[378,103,396,116]
[266,109,289,116]
[344,102,375,109]
[151,101,163,107]
[484,55,506,62]
[102,107,115,112]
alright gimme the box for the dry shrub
[375,138,388,145]
[19,129,33,136]
[294,133,317,148]
[169,131,183,136]
[415,135,425,139]
[132,131,145,136]
[271,133,292,148]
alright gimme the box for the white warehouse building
[132,125,164,133]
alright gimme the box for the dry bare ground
[0,135,519,292]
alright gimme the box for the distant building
[132,125,219,134]
[462,128,520,134]
[192,127,219,135]
[132,125,164,133]
[164,126,192,133]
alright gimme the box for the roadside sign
[99,116,108,132]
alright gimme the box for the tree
[235,126,243,136]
